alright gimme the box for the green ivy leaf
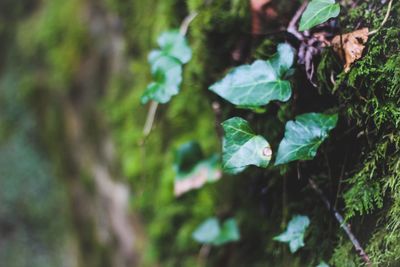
[173,142,221,196]
[193,217,240,246]
[148,50,163,66]
[142,30,192,104]
[192,218,221,244]
[316,261,330,267]
[299,0,340,31]
[275,113,338,165]
[271,43,295,77]
[209,43,294,108]
[141,55,182,104]
[222,117,272,174]
[273,215,310,253]
[150,30,192,64]
[212,218,240,246]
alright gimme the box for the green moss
[330,238,360,267]
[17,0,89,91]
[314,1,400,265]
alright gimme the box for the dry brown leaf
[332,28,369,72]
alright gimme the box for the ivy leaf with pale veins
[271,43,295,77]
[141,55,182,104]
[275,113,338,165]
[222,117,272,174]
[273,215,310,253]
[209,43,294,108]
[149,30,192,64]
[299,0,340,31]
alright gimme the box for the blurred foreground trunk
[57,3,146,266]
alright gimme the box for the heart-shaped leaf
[193,217,240,246]
[209,43,294,108]
[299,0,340,31]
[148,50,164,66]
[273,215,310,253]
[142,30,192,104]
[141,55,182,104]
[150,30,192,64]
[192,218,221,244]
[222,117,272,174]
[173,142,221,197]
[275,113,338,165]
[271,43,296,77]
[212,218,240,246]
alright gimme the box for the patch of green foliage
[17,0,89,91]
[317,0,400,265]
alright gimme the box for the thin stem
[197,244,211,266]
[308,178,372,266]
[180,12,198,36]
[369,0,393,35]
[287,1,308,41]
[143,101,159,136]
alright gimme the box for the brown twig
[308,178,372,266]
[369,0,393,35]
[287,1,308,41]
